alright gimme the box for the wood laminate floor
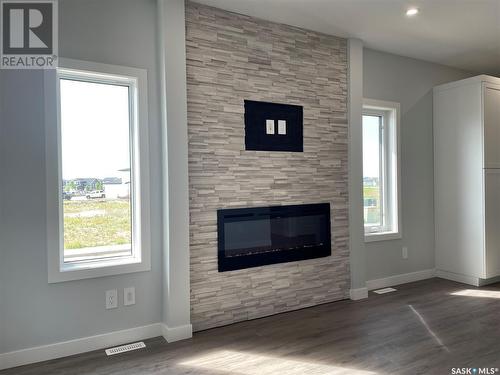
[3,278,500,375]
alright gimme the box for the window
[46,59,150,282]
[362,99,401,242]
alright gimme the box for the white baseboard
[435,269,500,286]
[349,287,368,300]
[479,275,500,286]
[161,323,193,343]
[435,269,480,286]
[0,322,193,371]
[366,269,435,291]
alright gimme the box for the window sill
[364,231,401,243]
[48,254,151,283]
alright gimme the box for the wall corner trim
[161,323,193,343]
[0,323,164,371]
[350,287,369,300]
[347,37,367,291]
[157,0,191,332]
[366,269,436,291]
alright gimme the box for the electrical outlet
[266,119,275,134]
[106,289,118,309]
[402,246,408,259]
[124,287,136,306]
[278,120,287,135]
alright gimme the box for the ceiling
[194,0,500,75]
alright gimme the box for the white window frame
[45,58,151,283]
[362,98,401,242]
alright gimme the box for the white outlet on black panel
[266,119,275,134]
[278,120,286,135]
[244,100,303,152]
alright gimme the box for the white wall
[362,48,473,281]
[0,0,163,354]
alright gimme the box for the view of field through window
[60,78,133,262]
[362,114,382,229]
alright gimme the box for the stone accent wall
[186,2,350,331]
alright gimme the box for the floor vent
[105,341,146,356]
[373,287,397,294]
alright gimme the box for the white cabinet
[484,87,500,168]
[434,75,500,286]
[485,170,500,277]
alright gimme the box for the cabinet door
[483,86,500,168]
[485,170,500,278]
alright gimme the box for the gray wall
[362,48,473,281]
[186,3,350,332]
[0,0,162,354]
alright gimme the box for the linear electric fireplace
[217,203,331,272]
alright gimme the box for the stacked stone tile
[186,2,350,331]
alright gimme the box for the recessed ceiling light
[406,7,419,16]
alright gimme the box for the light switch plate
[278,120,286,135]
[266,119,275,134]
[402,247,408,259]
[124,287,136,306]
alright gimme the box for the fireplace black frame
[217,203,331,272]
